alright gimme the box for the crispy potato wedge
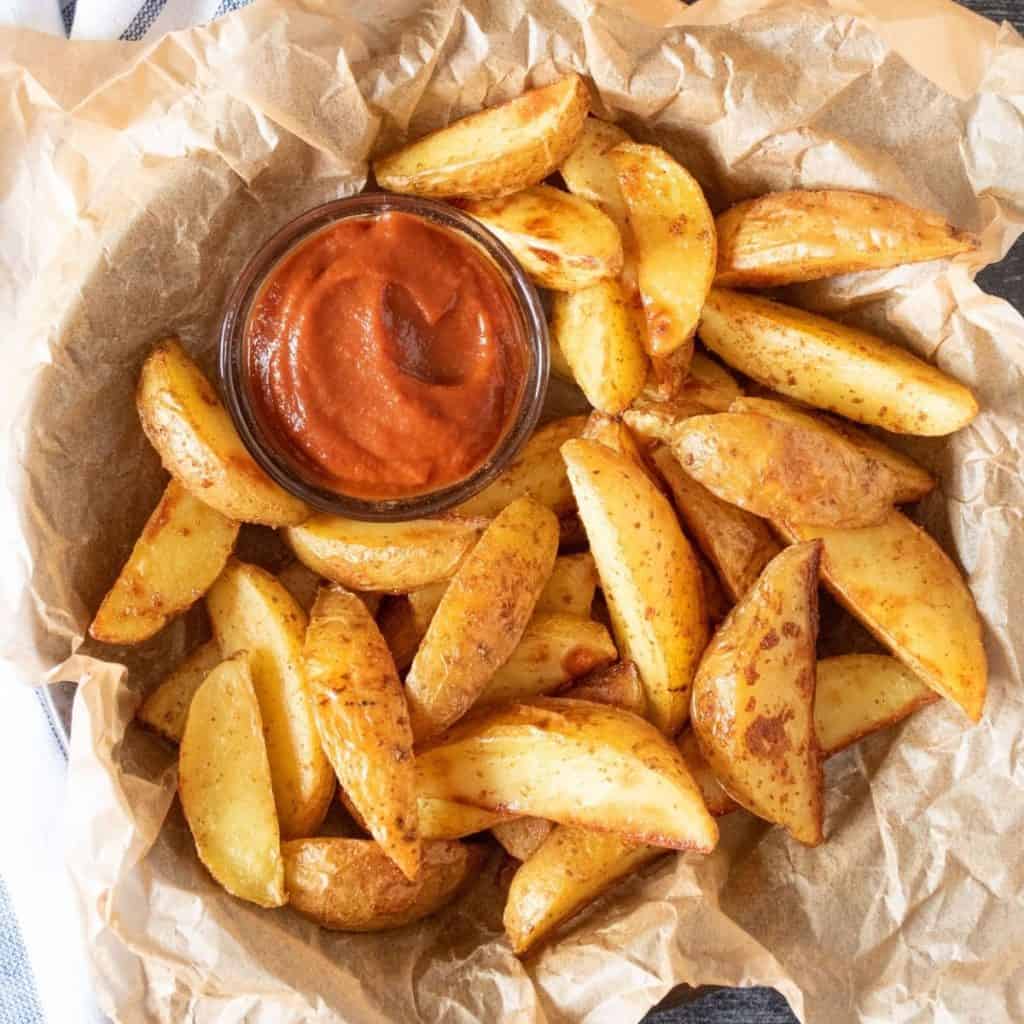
[285,514,487,593]
[417,698,718,851]
[462,185,623,291]
[611,143,716,362]
[692,542,824,845]
[561,118,632,240]
[679,653,939,819]
[551,280,648,411]
[276,560,322,614]
[621,390,708,448]
[715,190,977,288]
[282,838,483,931]
[137,339,309,526]
[492,818,554,862]
[820,416,935,504]
[504,826,662,954]
[377,581,447,673]
[652,446,782,602]
[699,289,978,436]
[777,512,987,721]
[454,415,587,518]
[816,654,939,753]
[418,797,510,839]
[137,639,221,743]
[179,653,285,907]
[206,560,334,838]
[673,407,900,528]
[90,480,238,645]
[304,586,418,879]
[406,497,559,739]
[476,613,618,706]
[374,74,588,199]
[536,553,598,617]
[562,660,646,716]
[564,439,706,734]
[652,351,743,411]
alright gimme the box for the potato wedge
[819,416,935,504]
[621,390,708,448]
[374,74,588,199]
[715,190,977,288]
[454,415,586,518]
[504,826,662,954]
[285,514,487,593]
[304,586,418,879]
[611,143,716,362]
[406,497,559,739]
[137,639,221,743]
[562,660,646,716]
[652,446,782,602]
[692,542,824,845]
[417,698,718,851]
[699,289,978,435]
[418,797,510,839]
[492,818,554,862]
[536,553,598,617]
[275,560,322,614]
[561,118,632,239]
[648,351,744,410]
[90,480,238,645]
[179,653,285,907]
[377,581,448,672]
[675,729,737,817]
[816,654,939,753]
[476,613,617,706]
[696,552,730,627]
[282,838,483,931]
[137,339,309,526]
[206,560,334,838]
[563,439,707,734]
[461,185,623,291]
[672,407,899,527]
[777,513,987,721]
[551,280,648,411]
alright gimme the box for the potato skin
[715,189,977,288]
[137,338,309,526]
[282,838,483,931]
[374,75,588,199]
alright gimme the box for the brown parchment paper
[2,0,1023,1020]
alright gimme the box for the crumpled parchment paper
[1,0,1023,1021]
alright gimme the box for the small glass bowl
[219,192,549,522]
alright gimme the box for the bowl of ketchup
[220,192,549,520]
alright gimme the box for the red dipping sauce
[244,211,527,500]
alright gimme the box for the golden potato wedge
[621,390,708,448]
[504,826,662,954]
[374,74,588,199]
[652,446,782,602]
[406,497,559,740]
[282,838,483,931]
[137,339,309,526]
[563,439,707,734]
[675,729,737,817]
[137,639,221,743]
[418,797,510,839]
[89,480,238,645]
[454,415,586,518]
[492,818,554,862]
[206,560,334,838]
[820,416,935,504]
[562,660,646,716]
[377,581,447,673]
[699,289,978,436]
[815,654,939,753]
[536,553,598,617]
[648,350,744,410]
[462,185,623,291]
[611,143,716,362]
[561,118,632,239]
[476,613,617,706]
[285,514,487,593]
[417,698,718,851]
[304,586,418,879]
[276,560,322,614]
[179,653,285,907]
[550,280,648,411]
[672,407,899,528]
[692,542,824,845]
[777,512,987,721]
[715,190,977,288]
